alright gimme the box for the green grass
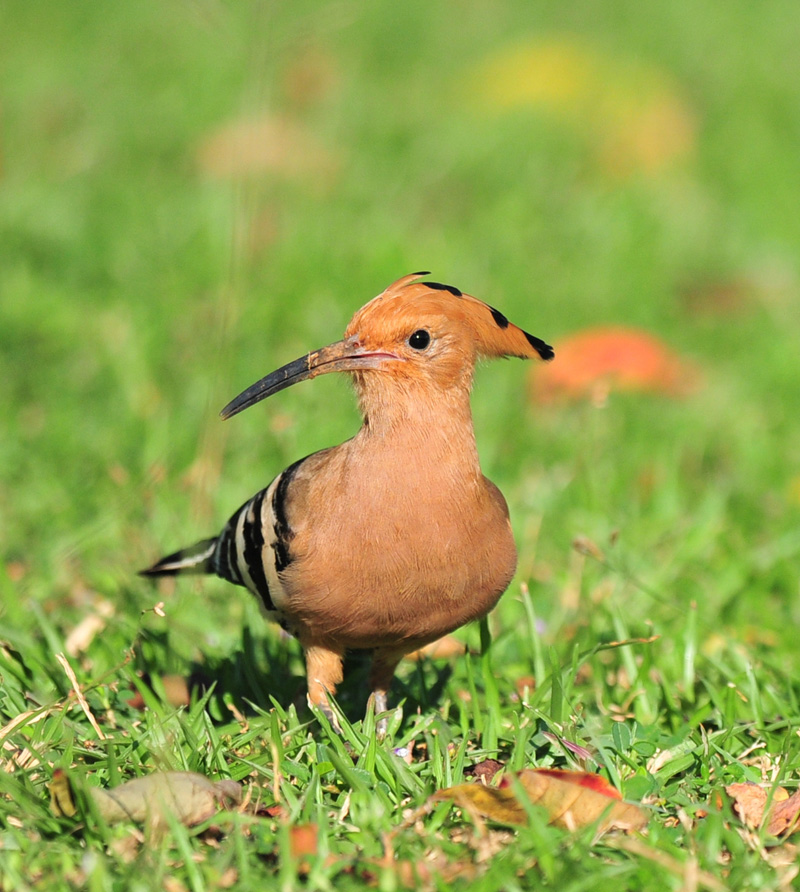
[2,0,800,888]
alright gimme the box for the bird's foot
[309,695,343,735]
[370,690,389,740]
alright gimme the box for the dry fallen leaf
[767,793,800,837]
[530,326,699,405]
[433,768,648,834]
[50,769,241,827]
[464,759,505,785]
[726,782,771,828]
[726,782,800,837]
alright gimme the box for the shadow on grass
[131,626,456,733]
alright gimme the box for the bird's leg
[369,647,405,739]
[303,642,345,732]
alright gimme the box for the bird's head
[220,273,553,420]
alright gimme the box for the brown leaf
[433,768,648,834]
[464,759,504,784]
[530,326,699,405]
[725,782,800,836]
[726,782,769,828]
[768,792,800,837]
[50,770,242,827]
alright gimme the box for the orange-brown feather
[145,273,552,731]
[275,407,517,654]
[277,275,550,712]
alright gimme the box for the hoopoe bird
[142,273,553,733]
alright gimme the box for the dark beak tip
[219,402,244,421]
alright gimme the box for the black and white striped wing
[211,458,305,624]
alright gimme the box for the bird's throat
[355,391,482,483]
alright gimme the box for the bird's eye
[408,329,431,350]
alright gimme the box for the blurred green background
[2,1,799,703]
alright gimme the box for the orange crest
[346,273,553,363]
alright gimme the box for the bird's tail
[139,537,217,577]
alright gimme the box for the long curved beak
[220,336,400,420]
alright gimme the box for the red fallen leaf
[512,768,620,798]
[530,326,699,405]
[433,768,647,833]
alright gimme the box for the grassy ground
[2,0,800,888]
